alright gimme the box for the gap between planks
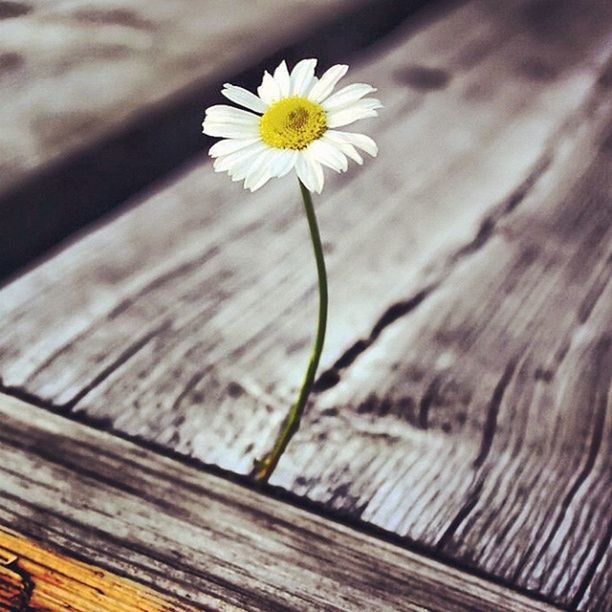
[0,392,558,612]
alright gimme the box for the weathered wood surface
[1,0,611,608]
[276,78,612,611]
[0,393,556,612]
[0,527,183,611]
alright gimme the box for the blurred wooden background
[0,0,610,610]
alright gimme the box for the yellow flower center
[259,96,326,150]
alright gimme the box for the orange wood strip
[0,527,197,612]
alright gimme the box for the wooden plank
[1,0,609,465]
[0,393,556,612]
[0,0,611,607]
[0,527,187,611]
[274,82,612,611]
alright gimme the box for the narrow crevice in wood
[314,153,555,395]
[417,375,441,430]
[450,154,553,261]
[314,284,439,392]
[473,358,518,468]
[313,77,604,401]
[510,336,612,584]
[434,358,518,549]
[571,518,612,611]
[62,321,172,410]
[436,478,486,551]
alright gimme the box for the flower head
[202,59,381,193]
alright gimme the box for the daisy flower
[202,59,381,193]
[202,59,380,483]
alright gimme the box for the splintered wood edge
[0,528,196,612]
[0,392,558,611]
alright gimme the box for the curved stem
[254,179,328,482]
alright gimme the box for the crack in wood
[314,285,438,392]
[433,359,518,551]
[417,375,441,430]
[63,320,172,410]
[473,359,518,469]
[0,550,34,610]
[510,336,612,584]
[314,154,555,396]
[571,517,612,610]
[312,60,607,405]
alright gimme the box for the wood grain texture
[0,0,611,608]
[0,393,556,612]
[0,527,184,611]
[274,81,612,611]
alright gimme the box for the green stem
[254,179,328,482]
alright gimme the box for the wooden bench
[0,0,610,609]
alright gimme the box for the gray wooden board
[0,393,558,612]
[275,77,612,611]
[0,0,611,608]
[0,0,360,195]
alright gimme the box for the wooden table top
[0,0,610,610]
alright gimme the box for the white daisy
[202,59,381,194]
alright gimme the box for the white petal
[203,105,260,137]
[244,149,275,191]
[273,60,291,98]
[205,104,260,124]
[268,149,298,178]
[230,148,296,188]
[308,64,348,103]
[250,173,273,192]
[221,84,267,113]
[326,130,378,157]
[209,137,260,158]
[308,139,348,173]
[321,84,377,111]
[325,137,363,164]
[343,145,363,164]
[226,145,269,181]
[214,141,268,173]
[295,154,316,193]
[245,165,271,192]
[257,70,281,104]
[228,165,250,181]
[326,98,382,128]
[290,58,317,96]
[296,149,324,194]
[203,121,260,139]
[322,133,363,164]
